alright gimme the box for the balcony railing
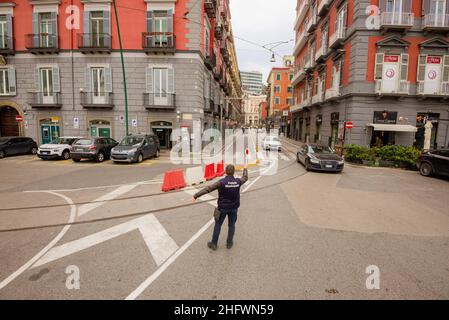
[315,44,328,61]
[0,35,14,55]
[25,34,59,53]
[80,92,114,108]
[204,0,217,19]
[423,14,449,29]
[142,32,175,54]
[293,30,308,56]
[205,52,216,70]
[329,27,346,48]
[28,92,62,108]
[312,92,324,104]
[325,87,341,100]
[417,81,449,96]
[317,0,331,16]
[375,80,410,95]
[144,93,176,110]
[380,12,414,28]
[78,33,111,53]
[214,25,223,39]
[305,14,317,33]
[204,97,215,113]
[294,0,310,31]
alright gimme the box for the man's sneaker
[226,243,233,249]
[207,242,217,251]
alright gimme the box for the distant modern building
[240,71,264,95]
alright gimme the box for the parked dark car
[0,137,38,159]
[111,134,160,163]
[297,144,344,172]
[70,137,118,163]
[417,149,449,177]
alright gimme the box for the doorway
[151,121,172,149]
[0,106,20,137]
[90,120,111,138]
[40,119,60,144]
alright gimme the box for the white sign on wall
[131,119,138,128]
[424,56,442,94]
[73,117,79,129]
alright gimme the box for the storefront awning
[368,124,418,133]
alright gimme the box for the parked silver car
[111,134,160,163]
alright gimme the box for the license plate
[42,151,49,154]
[76,148,83,152]
[326,165,333,168]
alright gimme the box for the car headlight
[338,160,345,165]
[128,148,138,155]
[309,157,320,164]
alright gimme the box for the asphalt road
[0,139,448,300]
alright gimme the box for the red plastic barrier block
[204,163,216,181]
[162,169,187,192]
[216,160,225,177]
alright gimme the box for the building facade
[0,0,242,148]
[291,0,449,150]
[242,94,266,127]
[240,70,264,95]
[266,62,294,134]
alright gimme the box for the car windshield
[120,137,144,147]
[309,146,334,154]
[50,138,76,145]
[74,139,93,146]
[0,138,10,144]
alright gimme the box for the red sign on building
[427,56,441,64]
[15,115,23,122]
[384,55,399,63]
[345,121,353,129]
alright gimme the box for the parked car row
[0,134,161,164]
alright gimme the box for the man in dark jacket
[193,164,248,250]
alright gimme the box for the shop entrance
[151,121,172,149]
[371,130,396,147]
[90,120,111,138]
[415,113,439,149]
[40,119,60,144]
[0,106,20,137]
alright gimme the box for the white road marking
[279,154,291,162]
[32,214,178,268]
[0,192,77,290]
[77,184,138,217]
[126,172,262,300]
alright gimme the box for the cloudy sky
[229,0,296,84]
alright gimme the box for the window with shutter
[400,53,409,81]
[375,53,384,80]
[417,55,427,82]
[443,55,449,82]
[104,66,112,93]
[52,66,60,93]
[8,67,16,95]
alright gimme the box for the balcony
[142,32,175,54]
[291,66,306,86]
[417,81,449,98]
[312,92,324,104]
[423,14,449,31]
[317,0,331,16]
[214,25,223,39]
[28,92,62,108]
[144,93,176,110]
[25,34,59,54]
[329,27,346,48]
[204,97,215,113]
[293,30,308,56]
[78,33,111,53]
[80,92,114,109]
[205,52,216,70]
[315,44,328,62]
[220,42,229,60]
[380,12,414,31]
[204,0,217,19]
[294,0,310,31]
[0,35,14,55]
[375,80,410,96]
[305,14,318,33]
[325,87,341,100]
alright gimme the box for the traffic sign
[15,115,23,122]
[345,121,353,129]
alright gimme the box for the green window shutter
[417,55,427,82]
[375,53,384,80]
[400,54,409,81]
[52,66,60,92]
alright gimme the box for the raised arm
[240,168,249,185]
[193,181,221,199]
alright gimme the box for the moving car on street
[417,149,449,177]
[0,137,38,159]
[297,144,344,172]
[262,135,282,151]
[111,134,160,163]
[37,137,82,160]
[70,137,118,163]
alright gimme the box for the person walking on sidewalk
[193,164,248,250]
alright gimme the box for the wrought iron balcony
[423,14,449,31]
[380,12,414,30]
[80,92,114,108]
[25,34,59,54]
[205,52,216,70]
[204,97,215,113]
[325,87,341,100]
[28,92,62,108]
[142,32,175,54]
[214,25,223,40]
[329,27,346,48]
[204,0,217,19]
[417,81,449,98]
[375,80,410,96]
[317,0,331,16]
[0,35,14,55]
[315,44,328,62]
[144,93,176,110]
[78,33,111,53]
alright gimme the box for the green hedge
[343,144,421,168]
